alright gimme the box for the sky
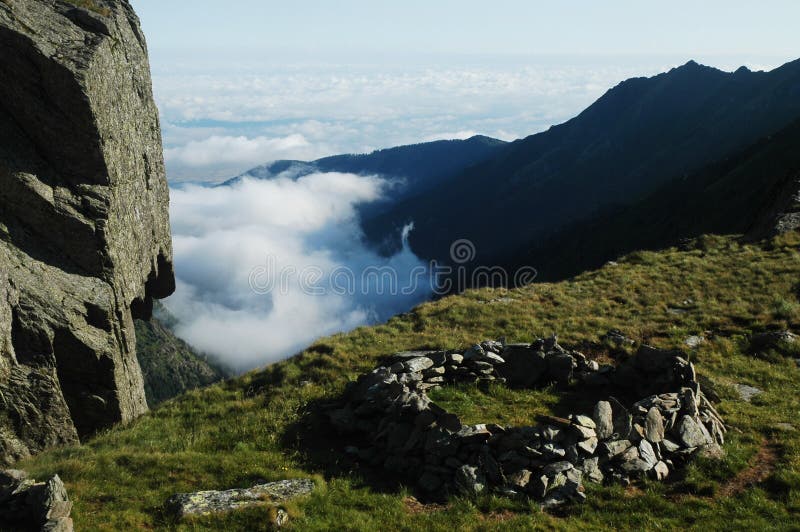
[128,1,800,370]
[130,0,800,182]
[132,1,798,58]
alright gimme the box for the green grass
[20,233,800,530]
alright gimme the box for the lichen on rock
[0,0,174,463]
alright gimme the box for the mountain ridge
[362,58,800,268]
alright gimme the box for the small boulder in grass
[166,478,315,522]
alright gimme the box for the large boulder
[0,0,174,463]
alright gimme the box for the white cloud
[421,130,479,142]
[164,134,322,168]
[163,174,431,372]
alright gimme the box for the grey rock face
[0,0,174,463]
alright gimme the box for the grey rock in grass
[734,384,763,402]
[684,335,705,348]
[166,479,314,519]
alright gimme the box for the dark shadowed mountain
[508,118,800,281]
[363,59,800,267]
[221,135,506,206]
[134,303,230,406]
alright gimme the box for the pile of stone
[328,334,725,508]
[0,469,72,531]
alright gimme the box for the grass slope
[19,233,800,530]
[134,317,229,407]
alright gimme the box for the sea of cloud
[163,173,431,371]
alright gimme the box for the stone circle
[327,332,726,508]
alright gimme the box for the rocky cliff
[0,0,174,463]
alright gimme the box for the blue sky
[128,1,800,182]
[132,1,798,57]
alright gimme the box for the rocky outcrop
[0,0,174,463]
[327,335,725,507]
[0,469,73,531]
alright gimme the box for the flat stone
[676,415,711,448]
[697,442,725,460]
[454,465,486,497]
[448,353,464,365]
[541,426,564,442]
[166,479,315,518]
[734,384,763,402]
[601,439,632,459]
[403,357,435,373]
[638,439,658,467]
[468,360,494,372]
[660,439,681,453]
[617,445,639,463]
[390,351,437,362]
[42,517,74,532]
[593,401,614,440]
[620,458,652,474]
[580,457,604,483]
[483,352,506,365]
[507,469,532,489]
[577,437,598,454]
[455,424,492,444]
[572,424,596,440]
[651,461,669,480]
[398,372,423,385]
[645,407,665,443]
[542,443,567,459]
[530,474,548,498]
[463,344,485,360]
[571,415,596,429]
[542,461,573,476]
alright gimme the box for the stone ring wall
[327,334,725,508]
